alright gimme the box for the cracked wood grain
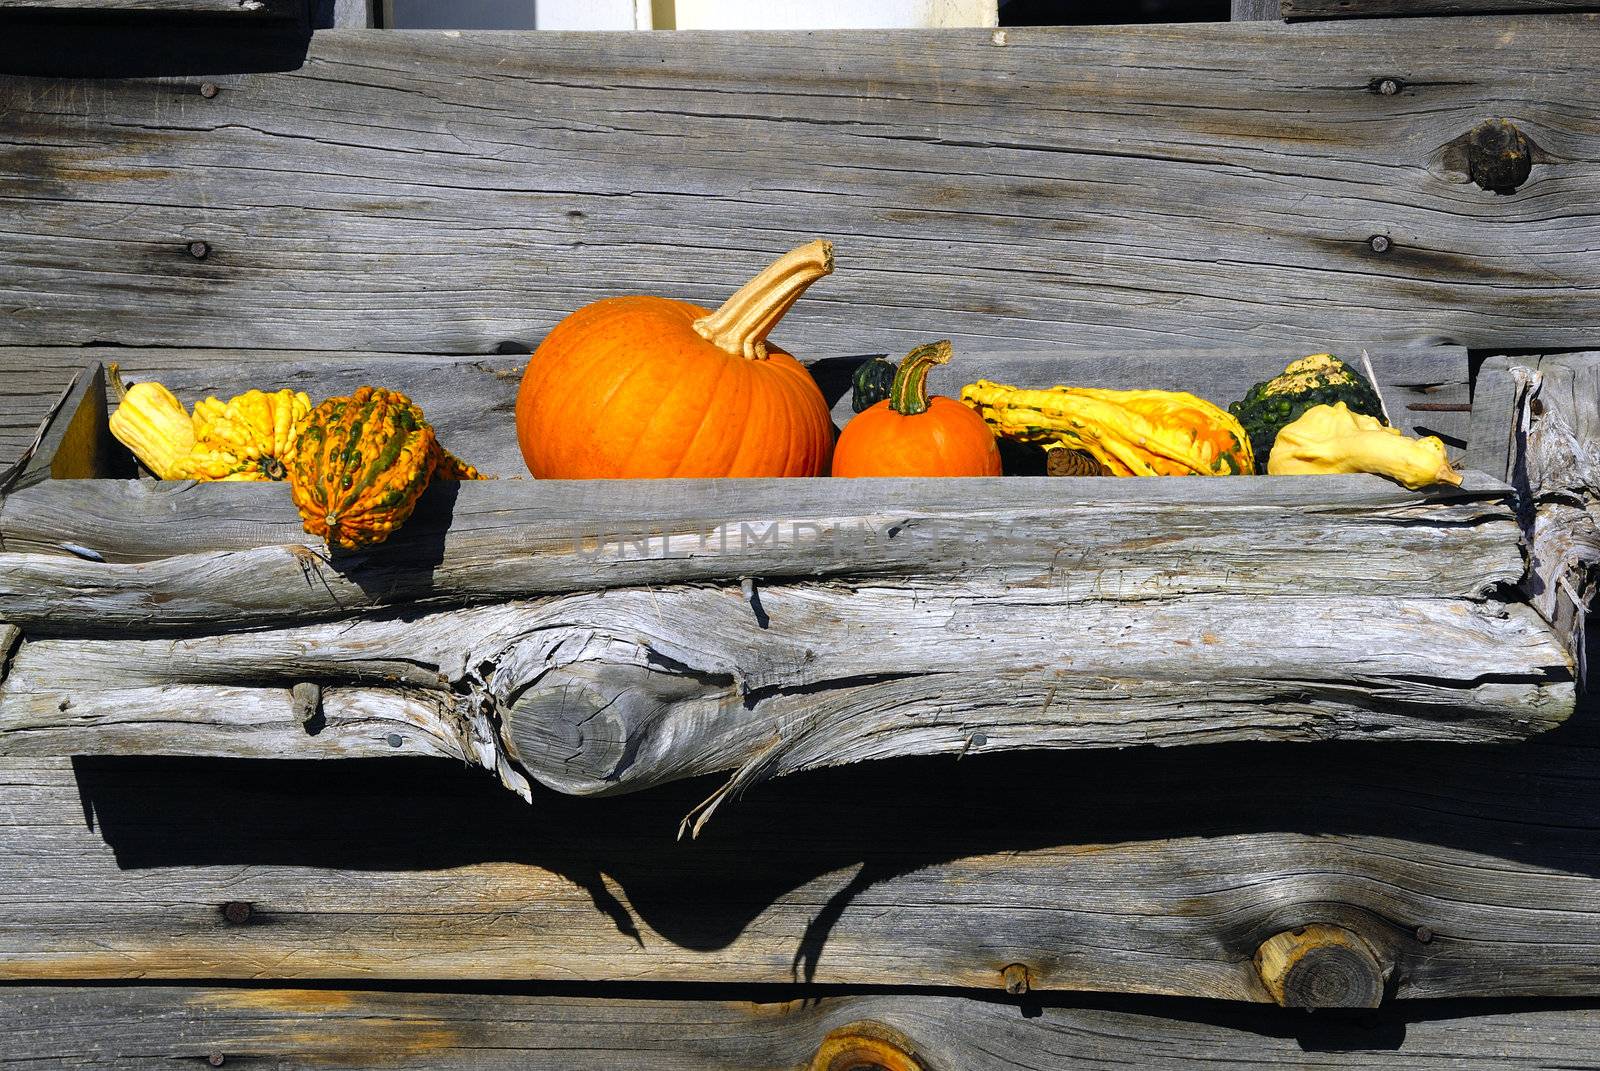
[0,18,1597,357]
[0,469,1529,633]
[0,582,1573,807]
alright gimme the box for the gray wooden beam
[0,19,1596,353]
[6,745,1600,1001]
[1283,0,1599,17]
[1231,0,1281,19]
[4,984,1600,1068]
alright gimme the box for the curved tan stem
[692,239,833,360]
[107,362,129,405]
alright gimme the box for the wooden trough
[1,349,1575,820]
[2,5,1600,1068]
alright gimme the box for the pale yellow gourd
[1267,402,1461,489]
[107,363,196,479]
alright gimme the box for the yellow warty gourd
[178,388,312,481]
[107,363,196,479]
[1267,403,1461,489]
[959,380,1254,477]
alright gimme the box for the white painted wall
[535,0,642,29]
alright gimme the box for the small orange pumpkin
[516,241,836,479]
[831,341,1002,478]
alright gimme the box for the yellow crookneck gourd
[1267,402,1461,489]
[107,364,311,481]
[960,380,1254,477]
[107,363,196,479]
[179,388,312,481]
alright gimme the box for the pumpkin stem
[889,340,952,416]
[107,362,129,404]
[692,239,833,360]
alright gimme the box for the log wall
[2,11,1600,1069]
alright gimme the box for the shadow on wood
[0,14,313,77]
[61,710,1600,996]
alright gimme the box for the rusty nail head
[187,241,211,260]
[1369,235,1391,254]
[1415,925,1433,943]
[207,1055,226,1068]
[1002,963,1030,995]
[1530,397,1545,417]
[386,733,403,748]
[200,82,219,99]
[221,901,252,925]
[970,732,987,748]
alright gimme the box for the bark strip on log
[6,985,1600,1069]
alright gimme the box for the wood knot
[810,1021,930,1071]
[219,901,254,926]
[1467,119,1534,193]
[1254,924,1387,1008]
[1432,119,1542,194]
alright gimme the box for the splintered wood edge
[1471,352,1600,669]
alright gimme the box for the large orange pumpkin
[831,341,1002,478]
[516,241,836,479]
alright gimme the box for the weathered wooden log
[1282,0,1596,16]
[6,745,1600,1000]
[0,20,1597,355]
[1230,0,1281,19]
[6,984,1600,1069]
[0,470,1532,632]
[0,584,1572,814]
